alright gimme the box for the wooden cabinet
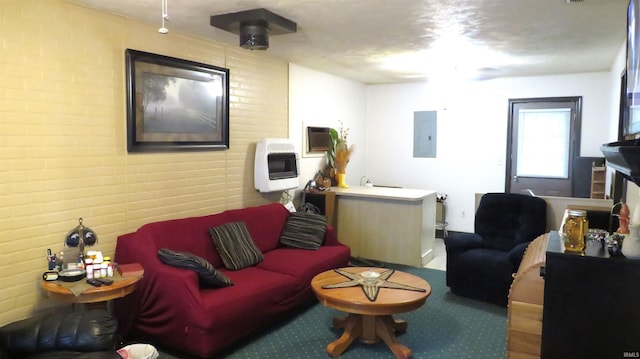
[333,187,436,267]
[541,231,640,358]
[507,233,548,359]
[508,231,640,358]
[590,165,606,199]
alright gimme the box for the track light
[239,20,269,50]
[158,0,169,34]
[210,8,297,51]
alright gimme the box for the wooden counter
[332,186,436,267]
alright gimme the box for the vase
[559,209,588,253]
[622,225,640,259]
[337,173,349,188]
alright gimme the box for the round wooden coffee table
[311,267,431,359]
[41,275,141,310]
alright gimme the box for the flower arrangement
[327,121,354,187]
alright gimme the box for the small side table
[41,275,141,310]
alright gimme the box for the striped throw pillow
[157,248,233,287]
[209,222,264,270]
[279,212,327,250]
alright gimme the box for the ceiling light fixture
[158,0,169,34]
[210,8,297,51]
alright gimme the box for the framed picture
[125,49,229,152]
[626,0,640,135]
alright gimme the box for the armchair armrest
[114,228,209,337]
[114,262,201,337]
[444,232,485,254]
[0,310,119,357]
[507,241,533,269]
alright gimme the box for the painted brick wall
[0,0,288,325]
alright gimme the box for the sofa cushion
[259,245,351,293]
[209,222,264,270]
[157,248,233,287]
[279,212,327,250]
[226,203,290,253]
[195,266,299,329]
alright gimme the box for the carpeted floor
[154,263,507,359]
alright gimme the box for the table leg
[328,314,412,359]
[391,317,408,334]
[360,315,378,344]
[327,314,362,358]
[376,315,412,359]
[332,315,348,329]
[84,301,108,311]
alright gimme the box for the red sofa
[113,203,350,358]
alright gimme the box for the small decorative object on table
[587,228,608,249]
[58,268,87,282]
[118,262,145,277]
[607,232,625,256]
[612,200,631,234]
[559,209,588,253]
[360,270,380,284]
[622,225,640,259]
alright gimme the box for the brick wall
[0,0,289,324]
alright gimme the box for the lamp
[210,8,297,51]
[239,20,269,50]
[64,217,97,265]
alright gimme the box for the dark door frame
[505,96,583,195]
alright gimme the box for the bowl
[360,270,380,284]
[58,268,86,282]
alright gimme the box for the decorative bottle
[560,209,588,253]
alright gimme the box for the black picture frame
[626,0,640,135]
[125,49,230,152]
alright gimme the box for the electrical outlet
[461,210,465,218]
[284,201,296,212]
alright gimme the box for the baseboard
[438,230,461,239]
[421,248,434,267]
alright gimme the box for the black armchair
[445,193,547,306]
[0,309,122,359]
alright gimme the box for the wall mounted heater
[254,138,299,193]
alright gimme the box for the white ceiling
[68,0,629,84]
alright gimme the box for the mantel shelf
[600,140,640,186]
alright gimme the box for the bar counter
[331,186,436,267]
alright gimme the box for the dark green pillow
[209,222,264,270]
[157,248,233,287]
[279,212,327,250]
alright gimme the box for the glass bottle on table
[560,209,588,253]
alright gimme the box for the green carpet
[156,264,507,359]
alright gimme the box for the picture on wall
[627,0,640,135]
[125,49,229,152]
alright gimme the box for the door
[506,97,582,197]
